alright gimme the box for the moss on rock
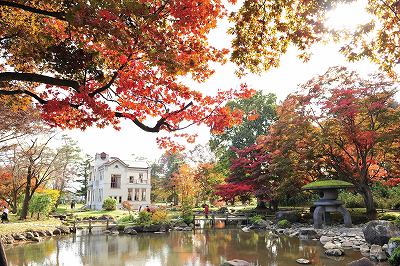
[302,180,353,190]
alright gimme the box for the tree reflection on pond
[5,229,363,266]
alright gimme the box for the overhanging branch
[0,89,47,104]
[115,101,194,132]
[0,72,80,91]
[0,0,66,20]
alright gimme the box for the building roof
[106,157,150,169]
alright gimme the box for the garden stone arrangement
[241,216,400,265]
[0,225,72,245]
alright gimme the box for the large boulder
[298,229,318,240]
[347,257,375,266]
[388,238,400,256]
[369,244,387,261]
[98,215,115,222]
[12,234,26,241]
[250,219,271,229]
[57,225,71,234]
[324,248,344,256]
[221,259,251,266]
[275,211,300,223]
[32,237,41,242]
[174,222,188,228]
[25,232,34,239]
[324,242,341,249]
[36,231,47,237]
[319,236,333,245]
[363,220,400,245]
[143,225,162,232]
[123,227,138,235]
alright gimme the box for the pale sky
[65,0,381,162]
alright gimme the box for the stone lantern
[302,180,354,229]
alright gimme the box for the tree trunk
[11,193,17,214]
[256,198,267,209]
[0,239,8,266]
[359,183,377,220]
[271,200,278,212]
[20,167,32,220]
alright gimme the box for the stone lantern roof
[302,180,354,190]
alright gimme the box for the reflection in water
[5,229,363,266]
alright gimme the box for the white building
[87,152,151,210]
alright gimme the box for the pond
[5,228,365,266]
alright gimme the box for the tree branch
[115,101,194,132]
[0,0,66,20]
[88,56,132,97]
[0,72,80,91]
[0,89,47,104]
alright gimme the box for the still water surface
[5,229,364,266]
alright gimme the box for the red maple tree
[268,67,400,217]
[0,1,253,149]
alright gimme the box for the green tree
[210,91,276,154]
[151,151,185,205]
[29,193,53,219]
[210,91,277,207]
[76,154,92,203]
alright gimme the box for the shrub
[102,197,117,211]
[39,189,60,211]
[181,202,193,225]
[339,191,364,208]
[29,193,52,219]
[122,201,133,214]
[349,210,370,224]
[277,219,291,228]
[250,214,264,224]
[118,215,134,223]
[152,209,169,224]
[378,213,398,221]
[137,210,152,225]
[393,216,400,228]
[389,247,400,266]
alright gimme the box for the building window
[128,188,132,201]
[134,188,140,201]
[141,189,146,201]
[119,196,122,203]
[139,173,143,183]
[111,174,121,188]
[129,176,134,183]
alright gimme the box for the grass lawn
[72,209,130,219]
[55,204,85,214]
[0,214,62,235]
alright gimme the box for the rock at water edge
[347,257,375,266]
[363,220,400,245]
[221,259,251,266]
[296,258,310,264]
[324,249,344,256]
